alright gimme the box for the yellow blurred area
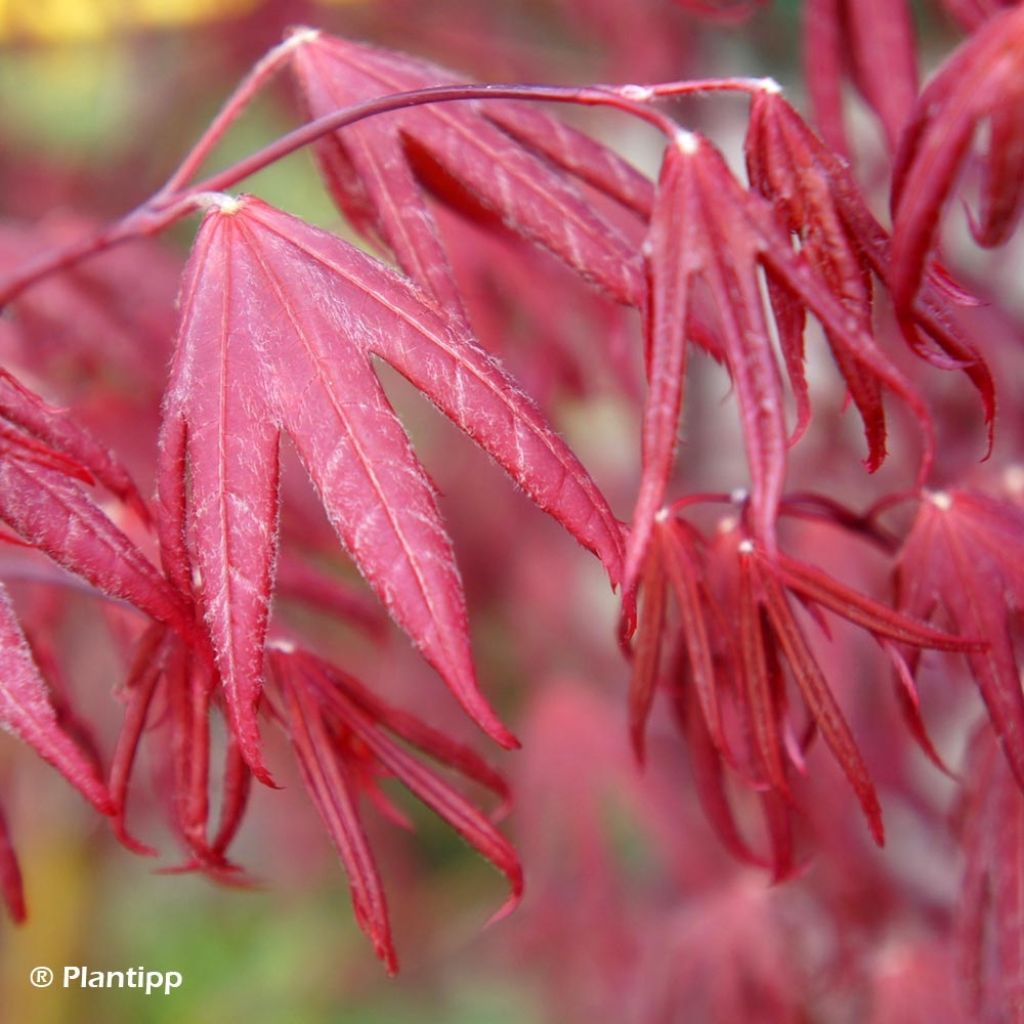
[0,0,368,42]
[0,41,136,156]
[0,0,260,42]
[0,829,94,1024]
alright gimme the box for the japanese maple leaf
[744,90,994,457]
[890,4,1024,310]
[0,372,189,831]
[896,489,1024,791]
[0,379,185,633]
[802,0,918,156]
[271,647,518,973]
[630,506,979,861]
[157,194,623,782]
[0,362,219,890]
[109,626,245,872]
[623,127,931,600]
[0,586,112,816]
[288,30,649,313]
[0,367,149,521]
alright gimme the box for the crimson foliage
[1,2,1023,1017]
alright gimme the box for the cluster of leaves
[1,0,1024,1016]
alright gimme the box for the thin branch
[0,67,775,307]
[178,82,679,199]
[157,29,321,197]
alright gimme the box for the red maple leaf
[896,488,1024,790]
[624,125,931,601]
[630,504,979,865]
[0,587,112,816]
[890,3,1024,311]
[270,646,520,973]
[107,626,238,869]
[288,31,650,313]
[0,368,204,915]
[0,368,150,521]
[0,371,188,828]
[0,367,186,643]
[802,0,919,156]
[745,89,994,458]
[157,194,623,782]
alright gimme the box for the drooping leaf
[660,519,723,752]
[0,368,150,520]
[626,127,932,579]
[896,489,1024,792]
[628,516,727,766]
[0,585,112,814]
[746,89,994,458]
[755,553,884,843]
[890,5,1024,311]
[737,541,790,799]
[288,30,648,309]
[622,140,700,598]
[307,655,510,804]
[314,679,522,924]
[158,194,623,781]
[0,445,187,632]
[775,550,982,652]
[163,649,230,874]
[882,640,953,775]
[108,625,248,874]
[273,648,520,970]
[281,671,396,972]
[633,498,983,852]
[108,625,167,855]
[667,662,769,869]
[803,0,918,156]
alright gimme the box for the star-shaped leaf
[158,195,623,781]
